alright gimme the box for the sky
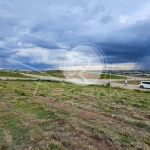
[0,0,150,70]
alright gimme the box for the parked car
[139,81,150,89]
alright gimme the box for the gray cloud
[100,15,113,24]
[0,0,150,69]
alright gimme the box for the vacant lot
[0,71,32,78]
[27,71,127,80]
[117,81,142,85]
[0,81,150,150]
[29,71,65,78]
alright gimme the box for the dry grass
[0,80,150,149]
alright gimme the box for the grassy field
[117,80,150,85]
[0,80,150,149]
[0,71,32,78]
[28,71,65,78]
[117,80,141,85]
[136,76,150,79]
[100,73,127,79]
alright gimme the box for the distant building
[146,74,150,77]
[21,70,32,73]
[123,71,144,76]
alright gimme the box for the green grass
[0,71,32,78]
[0,80,150,149]
[121,136,136,144]
[27,71,127,79]
[28,70,65,78]
[100,73,127,79]
[117,80,141,85]
[15,90,26,96]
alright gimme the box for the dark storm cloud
[0,0,150,69]
[98,42,148,63]
[94,18,150,66]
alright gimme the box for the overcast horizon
[0,0,150,70]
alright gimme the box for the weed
[49,140,62,149]
[120,96,128,100]
[133,89,141,92]
[15,90,26,96]
[121,136,136,144]
[132,103,148,109]
[100,92,105,97]
[58,110,70,117]
[105,83,111,88]
[140,136,150,146]
[14,98,26,106]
